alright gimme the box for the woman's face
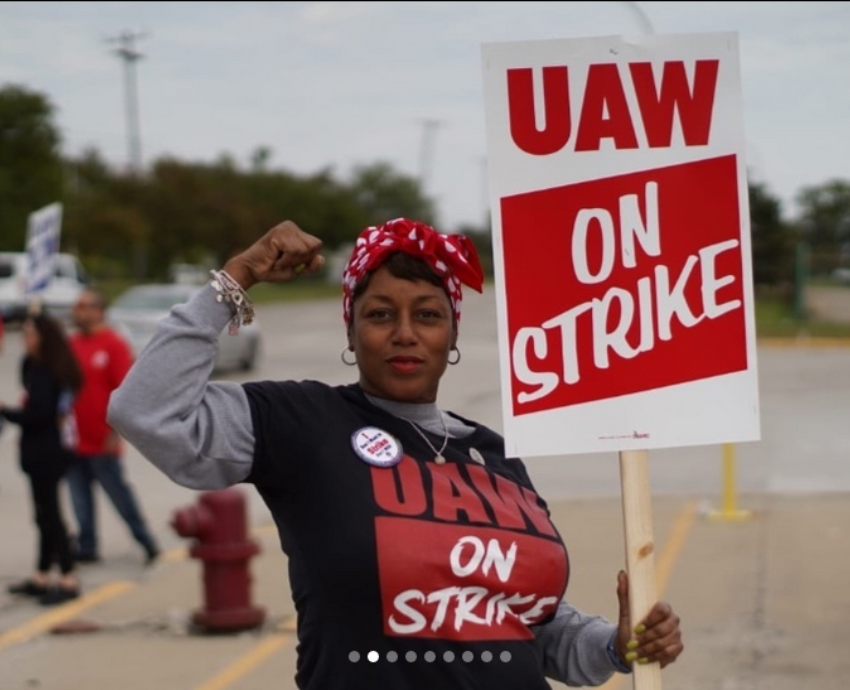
[349,265,456,404]
[22,320,40,357]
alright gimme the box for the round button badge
[351,427,403,468]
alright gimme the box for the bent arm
[0,367,56,431]
[107,286,255,489]
[533,600,621,686]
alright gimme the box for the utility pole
[108,30,147,174]
[418,118,443,198]
[107,30,148,280]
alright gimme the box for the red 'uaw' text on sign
[500,59,747,416]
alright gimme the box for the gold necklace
[403,413,449,465]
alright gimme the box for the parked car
[169,262,208,286]
[107,283,262,372]
[0,252,90,324]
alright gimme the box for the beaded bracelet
[209,269,255,335]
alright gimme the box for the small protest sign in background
[25,201,64,296]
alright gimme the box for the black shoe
[39,587,80,606]
[144,547,160,567]
[7,579,49,597]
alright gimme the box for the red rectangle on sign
[501,155,747,415]
[375,516,566,641]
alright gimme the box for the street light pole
[621,1,655,34]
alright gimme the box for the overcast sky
[1,1,848,232]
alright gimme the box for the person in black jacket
[1,311,84,605]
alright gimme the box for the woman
[1,312,83,606]
[108,218,683,689]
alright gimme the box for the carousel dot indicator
[348,651,360,662]
[367,651,379,662]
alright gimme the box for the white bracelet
[209,269,255,335]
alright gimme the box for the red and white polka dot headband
[342,218,484,328]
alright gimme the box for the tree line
[2,83,848,293]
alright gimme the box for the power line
[107,30,148,174]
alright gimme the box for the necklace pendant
[435,454,446,465]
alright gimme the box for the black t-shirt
[244,380,569,690]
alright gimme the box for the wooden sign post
[620,450,661,689]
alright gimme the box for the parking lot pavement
[1,492,849,690]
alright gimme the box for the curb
[758,336,850,348]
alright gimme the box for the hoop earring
[341,348,357,366]
[448,347,461,366]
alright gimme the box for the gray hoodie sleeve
[533,600,622,686]
[107,285,256,490]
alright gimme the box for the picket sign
[25,202,63,295]
[481,32,761,690]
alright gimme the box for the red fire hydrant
[171,488,266,633]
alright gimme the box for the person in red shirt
[68,288,160,565]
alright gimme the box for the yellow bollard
[708,443,753,522]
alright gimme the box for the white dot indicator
[367,651,379,662]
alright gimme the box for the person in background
[1,312,83,605]
[67,288,160,565]
[108,219,683,690]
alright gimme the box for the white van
[0,252,90,324]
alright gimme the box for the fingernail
[638,657,650,665]
[626,640,638,650]
[634,624,646,635]
[625,652,638,662]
